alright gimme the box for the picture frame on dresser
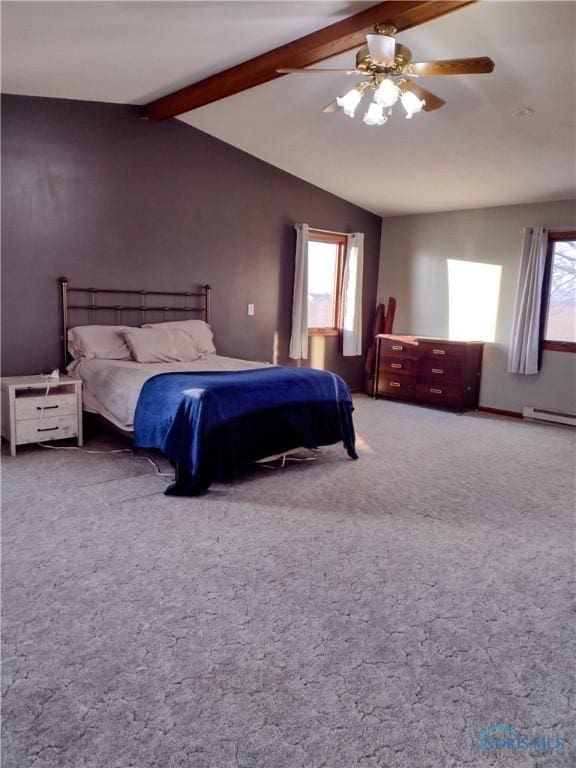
[372,334,484,413]
[1,376,83,456]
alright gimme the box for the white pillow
[68,325,132,361]
[142,319,216,355]
[122,327,203,363]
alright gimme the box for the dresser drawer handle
[390,363,402,369]
[38,426,59,432]
[431,368,444,374]
[392,345,404,351]
[389,381,401,387]
[37,404,59,410]
[430,388,443,394]
[432,349,446,355]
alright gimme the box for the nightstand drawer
[16,415,78,445]
[15,392,77,421]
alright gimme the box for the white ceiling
[2,1,575,216]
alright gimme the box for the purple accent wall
[1,94,381,387]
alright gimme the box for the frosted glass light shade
[336,88,363,118]
[401,90,425,118]
[363,102,386,126]
[374,78,400,107]
[366,34,396,66]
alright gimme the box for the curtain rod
[523,227,576,232]
[309,227,351,236]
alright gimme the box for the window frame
[307,230,347,337]
[540,231,576,354]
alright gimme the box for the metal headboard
[59,276,211,368]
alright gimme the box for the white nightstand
[1,375,83,456]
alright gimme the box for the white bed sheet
[69,355,272,429]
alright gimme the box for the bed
[60,278,357,495]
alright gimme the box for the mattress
[69,355,271,430]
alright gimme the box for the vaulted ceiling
[2,1,575,215]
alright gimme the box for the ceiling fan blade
[399,80,446,111]
[409,57,495,76]
[277,68,360,75]
[322,99,342,113]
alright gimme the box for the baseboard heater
[522,406,576,427]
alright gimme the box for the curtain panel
[507,226,548,375]
[342,233,364,356]
[289,223,309,360]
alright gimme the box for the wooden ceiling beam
[143,0,476,121]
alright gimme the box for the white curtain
[507,226,548,374]
[342,232,364,356]
[289,223,309,360]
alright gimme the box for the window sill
[309,329,340,337]
[543,340,576,353]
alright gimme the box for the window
[307,231,346,335]
[541,232,576,352]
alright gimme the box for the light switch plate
[247,303,255,316]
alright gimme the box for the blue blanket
[134,366,357,495]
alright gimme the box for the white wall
[378,199,576,413]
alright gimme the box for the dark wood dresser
[373,334,484,412]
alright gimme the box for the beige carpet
[2,396,575,767]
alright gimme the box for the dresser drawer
[379,357,418,376]
[15,392,77,421]
[16,415,78,445]
[378,375,415,399]
[380,338,419,360]
[417,383,461,409]
[418,358,462,384]
[419,341,464,362]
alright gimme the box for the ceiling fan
[277,24,494,126]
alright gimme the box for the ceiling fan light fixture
[336,87,363,118]
[310,21,493,129]
[401,89,425,119]
[374,78,400,108]
[363,102,387,126]
[366,33,396,67]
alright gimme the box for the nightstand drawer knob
[389,381,401,387]
[430,388,443,394]
[37,404,59,410]
[392,345,404,351]
[38,426,59,432]
[390,363,402,369]
[432,349,446,355]
[431,368,444,374]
